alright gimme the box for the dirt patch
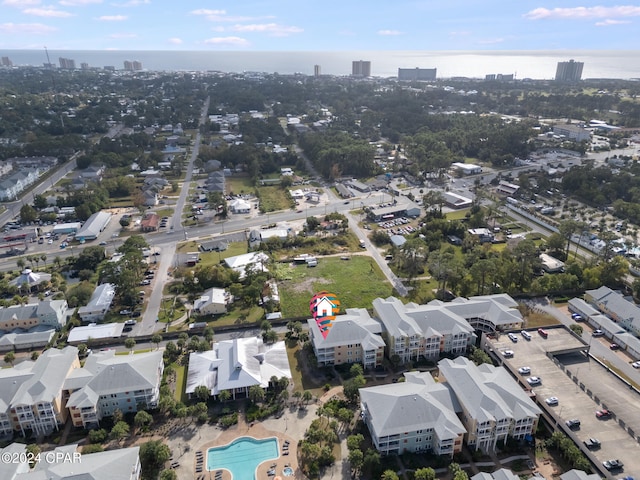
[535,456,562,479]
[287,277,331,294]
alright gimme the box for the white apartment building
[65,350,164,429]
[372,296,476,363]
[359,371,465,456]
[438,357,541,452]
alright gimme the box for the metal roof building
[75,211,112,241]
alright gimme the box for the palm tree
[40,254,47,267]
[16,258,25,271]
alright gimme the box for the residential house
[223,252,269,280]
[307,308,385,369]
[140,213,159,232]
[471,469,521,480]
[359,371,466,456]
[141,189,158,207]
[80,165,105,181]
[193,288,232,315]
[7,346,80,436]
[585,286,640,337]
[372,296,476,363]
[438,357,541,452]
[229,198,251,214]
[65,350,164,429]
[185,338,292,399]
[77,283,116,323]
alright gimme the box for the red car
[595,409,612,419]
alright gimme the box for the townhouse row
[0,346,163,437]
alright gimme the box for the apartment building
[3,347,80,436]
[372,296,476,363]
[65,350,164,429]
[0,442,141,480]
[438,357,541,451]
[0,300,68,333]
[359,371,465,456]
[307,308,385,369]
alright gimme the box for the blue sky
[1,0,639,51]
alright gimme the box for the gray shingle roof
[438,357,541,423]
[307,308,385,350]
[11,346,78,407]
[359,371,465,440]
[66,350,163,409]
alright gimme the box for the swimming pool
[207,436,279,480]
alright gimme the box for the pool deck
[195,410,303,480]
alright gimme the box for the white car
[632,361,640,369]
[592,330,604,337]
[501,350,514,358]
[518,366,531,375]
[527,376,541,386]
[545,397,559,406]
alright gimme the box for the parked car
[537,328,549,338]
[501,350,514,358]
[527,376,541,386]
[518,366,531,375]
[610,343,620,350]
[545,397,559,406]
[521,330,532,340]
[632,361,640,368]
[565,419,581,429]
[596,409,612,419]
[508,333,519,343]
[602,459,623,471]
[119,309,132,315]
[583,438,601,449]
[592,329,604,337]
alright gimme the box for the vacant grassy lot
[278,256,393,317]
[226,175,255,195]
[257,186,294,212]
[445,209,471,221]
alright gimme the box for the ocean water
[1,49,639,80]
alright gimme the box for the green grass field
[278,256,393,317]
[257,186,294,212]
[226,176,256,195]
[445,209,471,220]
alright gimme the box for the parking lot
[485,327,640,478]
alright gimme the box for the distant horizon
[2,49,639,80]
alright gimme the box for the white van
[521,330,532,340]
[359,239,366,248]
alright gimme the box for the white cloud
[203,36,249,46]
[168,37,183,44]
[595,18,631,26]
[23,7,74,17]
[377,29,402,36]
[0,22,57,34]
[211,26,225,32]
[190,9,226,16]
[524,5,640,20]
[98,15,127,21]
[230,23,302,36]
[109,32,136,38]
[3,0,40,6]
[449,30,471,36]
